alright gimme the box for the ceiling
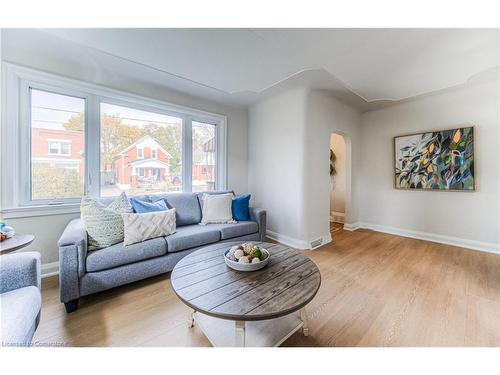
[13,29,500,109]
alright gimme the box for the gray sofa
[0,252,42,345]
[58,191,266,313]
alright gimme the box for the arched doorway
[330,133,348,235]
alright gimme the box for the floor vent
[310,238,323,249]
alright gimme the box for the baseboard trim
[346,222,500,255]
[266,230,332,250]
[41,261,59,278]
[266,230,309,249]
[343,222,362,231]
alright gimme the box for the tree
[100,116,143,171]
[143,123,182,175]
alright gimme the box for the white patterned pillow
[122,209,176,246]
[200,193,236,225]
[81,192,133,250]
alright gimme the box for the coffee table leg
[300,308,309,337]
[188,309,195,328]
[235,320,245,347]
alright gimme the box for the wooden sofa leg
[64,299,79,313]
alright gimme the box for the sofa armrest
[58,218,87,303]
[249,207,267,242]
[0,252,41,294]
[58,218,87,248]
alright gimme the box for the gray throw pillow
[81,192,133,250]
[122,208,176,246]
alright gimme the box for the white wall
[248,88,362,248]
[360,80,500,250]
[248,89,308,244]
[330,133,347,216]
[304,90,362,243]
[0,29,249,267]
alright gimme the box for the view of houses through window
[29,87,218,202]
[99,103,183,197]
[192,121,216,192]
[30,89,85,200]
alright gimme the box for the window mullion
[86,95,100,198]
[216,118,227,190]
[182,116,193,192]
[19,81,31,205]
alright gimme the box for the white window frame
[0,63,227,218]
[18,82,89,207]
[151,149,157,159]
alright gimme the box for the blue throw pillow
[130,198,167,213]
[232,194,251,221]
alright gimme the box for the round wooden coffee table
[171,241,321,347]
[0,234,35,255]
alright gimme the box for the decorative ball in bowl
[224,243,270,271]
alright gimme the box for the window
[48,140,71,156]
[61,142,71,155]
[136,147,144,159]
[4,65,226,211]
[192,121,216,192]
[48,142,59,155]
[30,89,85,201]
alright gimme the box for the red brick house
[113,135,172,190]
[31,127,85,180]
[192,136,216,190]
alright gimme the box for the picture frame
[393,126,475,191]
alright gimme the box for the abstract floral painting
[394,126,475,190]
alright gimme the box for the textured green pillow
[81,192,133,250]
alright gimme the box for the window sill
[0,203,81,219]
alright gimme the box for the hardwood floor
[330,222,344,234]
[33,229,500,346]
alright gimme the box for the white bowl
[1,226,15,238]
[224,248,270,272]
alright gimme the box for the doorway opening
[330,133,347,235]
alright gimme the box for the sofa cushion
[200,193,236,225]
[130,197,167,213]
[211,221,259,240]
[152,193,201,226]
[165,225,221,253]
[86,237,167,272]
[196,190,234,208]
[81,192,133,250]
[0,286,41,345]
[122,209,176,245]
[232,194,251,221]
